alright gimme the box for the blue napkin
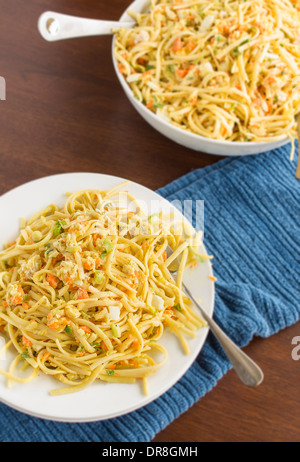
[1,145,299,442]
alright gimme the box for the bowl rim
[111,0,290,149]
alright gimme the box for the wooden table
[0,0,299,442]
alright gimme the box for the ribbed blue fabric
[0,145,299,442]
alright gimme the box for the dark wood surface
[0,0,299,442]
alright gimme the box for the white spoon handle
[38,11,134,42]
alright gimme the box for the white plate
[0,173,214,422]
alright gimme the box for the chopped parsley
[53,220,66,237]
[232,47,241,57]
[232,39,250,57]
[153,96,164,109]
[90,342,104,353]
[94,270,105,284]
[101,239,113,259]
[64,325,73,335]
[174,303,182,312]
[239,39,250,46]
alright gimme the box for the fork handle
[183,284,264,387]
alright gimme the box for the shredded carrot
[42,352,51,362]
[118,63,126,74]
[47,316,70,331]
[52,253,63,267]
[22,336,32,347]
[176,68,189,78]
[11,286,24,306]
[130,360,139,368]
[187,37,196,51]
[84,261,93,271]
[95,258,102,267]
[172,37,183,52]
[81,326,92,334]
[77,288,88,300]
[146,98,154,109]
[137,57,147,65]
[47,321,61,330]
[164,309,174,317]
[64,275,78,291]
[93,233,102,246]
[46,274,59,289]
[101,341,108,351]
[221,127,227,137]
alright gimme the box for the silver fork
[167,249,264,387]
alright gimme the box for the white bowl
[112,0,290,156]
